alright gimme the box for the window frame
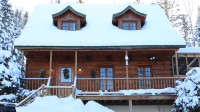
[122,20,137,30]
[137,65,152,77]
[62,21,76,31]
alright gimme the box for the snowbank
[16,96,114,112]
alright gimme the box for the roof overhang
[15,45,185,51]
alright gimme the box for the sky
[10,0,200,23]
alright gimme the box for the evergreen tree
[178,14,192,47]
[195,7,200,46]
[174,68,200,112]
[0,0,28,102]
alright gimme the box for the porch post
[198,57,200,67]
[175,50,179,80]
[125,50,129,89]
[185,55,188,71]
[129,99,133,112]
[75,50,77,77]
[49,50,52,77]
[21,51,24,78]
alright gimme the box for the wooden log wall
[25,50,174,87]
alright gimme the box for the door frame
[56,65,74,86]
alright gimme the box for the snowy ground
[16,96,114,112]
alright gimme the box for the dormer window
[62,22,75,31]
[52,6,86,31]
[123,22,136,30]
[112,6,146,30]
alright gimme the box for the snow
[14,2,185,47]
[174,68,200,112]
[77,87,175,96]
[177,47,200,53]
[16,96,114,112]
[0,94,17,101]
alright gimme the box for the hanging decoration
[39,69,45,78]
[90,69,96,78]
[63,68,69,79]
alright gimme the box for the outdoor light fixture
[150,56,158,60]
[51,67,53,71]
[79,67,82,72]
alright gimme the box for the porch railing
[76,77,185,92]
[22,78,49,90]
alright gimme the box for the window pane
[62,23,68,30]
[130,22,136,30]
[123,22,129,30]
[70,23,75,31]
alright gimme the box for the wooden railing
[76,77,185,92]
[17,84,73,107]
[17,77,77,107]
[22,78,49,90]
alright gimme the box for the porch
[17,48,200,107]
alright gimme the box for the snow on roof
[177,47,200,54]
[14,2,186,47]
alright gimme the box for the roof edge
[113,5,147,18]
[52,5,86,18]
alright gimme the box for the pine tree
[0,0,26,102]
[178,14,192,47]
[174,68,200,112]
[195,7,200,46]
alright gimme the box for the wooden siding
[53,10,85,30]
[25,50,174,87]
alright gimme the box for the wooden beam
[125,50,129,90]
[175,50,179,80]
[21,51,24,78]
[199,58,200,67]
[171,57,174,75]
[77,94,177,101]
[75,50,77,77]
[186,55,188,71]
[129,99,133,112]
[49,50,52,77]
[188,57,197,68]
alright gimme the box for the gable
[112,6,146,28]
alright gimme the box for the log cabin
[13,2,195,112]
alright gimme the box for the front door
[138,66,151,89]
[57,66,73,86]
[100,67,113,91]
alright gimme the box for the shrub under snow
[174,68,200,112]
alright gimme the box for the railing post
[42,84,45,97]
[72,85,75,98]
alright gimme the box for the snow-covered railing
[76,77,185,92]
[17,84,44,107]
[46,77,52,86]
[17,85,73,107]
[22,78,49,90]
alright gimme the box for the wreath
[63,68,69,79]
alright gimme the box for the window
[123,22,136,30]
[100,67,113,91]
[62,22,75,31]
[138,66,151,89]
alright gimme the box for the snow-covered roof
[14,2,186,48]
[178,47,200,54]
